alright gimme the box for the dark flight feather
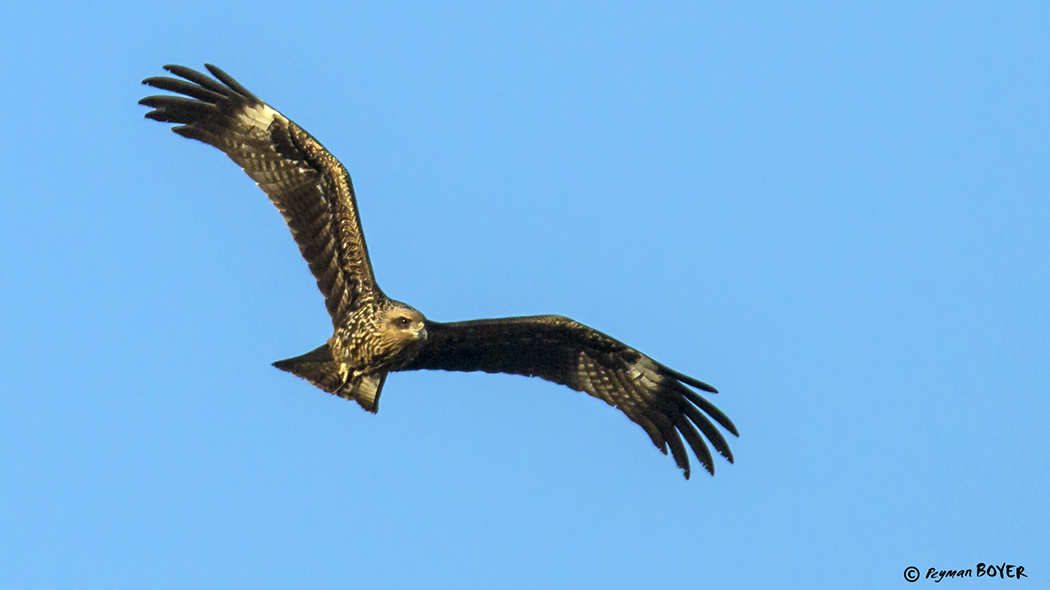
[140,64,378,325]
[400,315,737,478]
[141,64,739,480]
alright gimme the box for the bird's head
[381,302,428,344]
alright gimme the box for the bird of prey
[140,64,738,479]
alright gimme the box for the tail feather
[272,344,388,412]
[350,373,387,413]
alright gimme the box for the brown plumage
[140,64,738,479]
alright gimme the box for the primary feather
[142,64,376,325]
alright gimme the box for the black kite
[140,65,738,478]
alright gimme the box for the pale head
[379,301,428,344]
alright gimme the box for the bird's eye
[396,317,412,328]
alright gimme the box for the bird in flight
[140,64,738,479]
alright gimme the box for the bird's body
[141,64,738,479]
[327,297,428,407]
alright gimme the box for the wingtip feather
[667,367,719,393]
[676,414,715,476]
[204,63,260,101]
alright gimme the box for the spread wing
[139,64,378,326]
[399,315,738,479]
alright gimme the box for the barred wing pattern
[139,65,379,325]
[400,315,738,478]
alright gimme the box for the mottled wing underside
[139,64,378,325]
[400,315,738,478]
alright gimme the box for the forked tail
[272,344,388,413]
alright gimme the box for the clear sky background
[2,2,1047,589]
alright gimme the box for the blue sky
[2,2,1047,588]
